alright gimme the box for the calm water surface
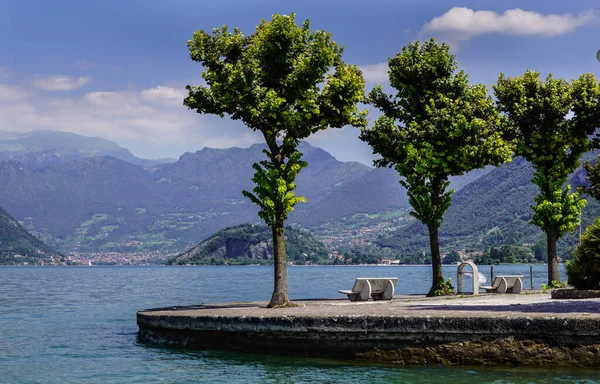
[1,264,598,383]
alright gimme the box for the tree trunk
[427,222,445,297]
[268,223,291,307]
[547,229,560,285]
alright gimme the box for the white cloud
[83,91,139,108]
[0,84,32,103]
[140,85,187,106]
[0,81,262,158]
[31,75,91,91]
[423,8,595,42]
[359,62,389,83]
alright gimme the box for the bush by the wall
[566,218,600,289]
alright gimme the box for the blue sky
[0,0,598,164]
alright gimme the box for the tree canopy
[442,250,461,265]
[583,157,600,200]
[184,13,366,306]
[361,39,512,296]
[494,70,600,284]
[566,218,600,290]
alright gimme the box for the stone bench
[481,275,524,294]
[338,277,398,301]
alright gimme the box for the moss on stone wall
[357,339,600,366]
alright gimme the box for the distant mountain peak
[0,130,175,168]
[0,130,125,151]
[248,143,267,150]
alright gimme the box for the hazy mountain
[295,165,494,227]
[295,167,408,227]
[0,133,498,257]
[377,154,600,258]
[0,130,175,167]
[0,142,378,254]
[167,224,330,265]
[0,206,63,265]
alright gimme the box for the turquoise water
[1,264,598,383]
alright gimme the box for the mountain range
[0,130,175,167]
[0,131,414,255]
[0,129,597,263]
[377,154,600,258]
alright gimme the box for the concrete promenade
[137,293,600,366]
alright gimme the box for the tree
[474,252,493,265]
[566,218,600,289]
[583,157,600,200]
[498,245,517,264]
[494,70,600,285]
[184,14,366,307]
[442,250,461,264]
[483,227,505,248]
[532,240,547,262]
[360,39,512,296]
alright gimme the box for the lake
[1,264,598,383]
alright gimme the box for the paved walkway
[140,292,600,319]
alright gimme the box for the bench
[338,277,398,301]
[481,275,524,294]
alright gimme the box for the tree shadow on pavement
[407,300,600,314]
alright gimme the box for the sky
[0,0,599,165]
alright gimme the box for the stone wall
[137,313,600,366]
[552,289,600,299]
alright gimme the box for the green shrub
[541,280,567,290]
[566,218,600,290]
[432,278,455,296]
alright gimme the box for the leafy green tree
[494,70,600,284]
[474,252,493,265]
[442,250,461,264]
[583,157,600,200]
[483,227,505,248]
[479,245,532,264]
[342,249,379,265]
[360,39,512,296]
[566,218,600,289]
[532,240,547,262]
[184,14,366,307]
[499,245,517,264]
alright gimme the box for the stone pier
[137,293,600,366]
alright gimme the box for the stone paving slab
[139,292,600,319]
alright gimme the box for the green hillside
[0,206,63,265]
[0,130,505,258]
[298,165,493,227]
[377,155,600,259]
[167,224,330,265]
[0,142,374,254]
